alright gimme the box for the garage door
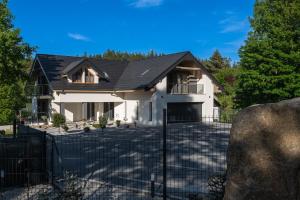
[167,102,203,123]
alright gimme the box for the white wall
[51,102,83,122]
[114,102,125,121]
[152,72,214,125]
[123,91,154,125]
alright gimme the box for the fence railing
[25,84,51,97]
[0,115,232,200]
[0,126,48,188]
[85,76,94,83]
[168,83,204,94]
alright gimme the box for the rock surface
[224,98,300,200]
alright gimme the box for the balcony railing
[26,84,51,97]
[85,76,94,83]
[168,83,204,94]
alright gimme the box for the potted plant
[116,120,121,127]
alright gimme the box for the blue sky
[9,0,255,62]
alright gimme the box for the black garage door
[167,102,203,123]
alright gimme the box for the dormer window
[85,68,94,83]
[72,69,82,83]
[63,59,108,84]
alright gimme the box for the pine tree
[203,50,231,74]
[90,49,162,61]
[0,0,34,124]
[235,0,300,108]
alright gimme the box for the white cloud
[130,0,163,8]
[218,10,249,34]
[221,20,247,33]
[219,17,248,33]
[68,33,90,41]
[225,38,245,48]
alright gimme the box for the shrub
[60,171,84,199]
[0,130,5,135]
[52,113,65,128]
[37,171,84,200]
[62,124,69,132]
[83,127,90,132]
[116,120,121,127]
[92,124,100,128]
[21,110,31,120]
[99,116,108,131]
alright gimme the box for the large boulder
[224,98,300,200]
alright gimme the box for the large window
[104,102,114,120]
[85,68,94,83]
[72,69,82,83]
[149,102,152,121]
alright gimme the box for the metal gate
[164,110,230,199]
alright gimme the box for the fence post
[51,135,54,184]
[43,131,47,182]
[13,118,17,138]
[163,109,167,200]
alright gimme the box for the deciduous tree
[0,0,34,124]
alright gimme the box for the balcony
[85,76,94,83]
[26,84,51,97]
[168,83,204,94]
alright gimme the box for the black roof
[34,51,218,91]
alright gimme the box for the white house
[27,51,222,126]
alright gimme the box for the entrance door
[87,102,95,121]
[167,102,202,123]
[37,99,49,119]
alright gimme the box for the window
[136,102,139,121]
[85,68,94,83]
[149,102,152,121]
[72,69,82,83]
[104,102,114,120]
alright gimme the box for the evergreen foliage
[202,49,240,120]
[52,113,66,128]
[89,49,162,61]
[235,0,300,108]
[202,50,231,74]
[99,116,108,131]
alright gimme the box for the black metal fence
[0,126,48,199]
[166,118,230,199]
[0,111,232,200]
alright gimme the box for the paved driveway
[50,123,230,199]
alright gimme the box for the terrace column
[59,103,65,116]
[82,102,87,120]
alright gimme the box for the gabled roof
[62,59,85,74]
[115,52,188,89]
[33,51,220,91]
